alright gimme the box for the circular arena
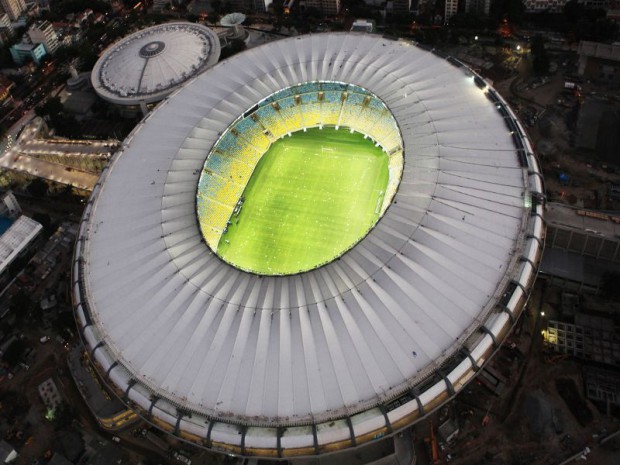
[74,34,545,459]
[91,22,221,106]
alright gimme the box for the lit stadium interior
[197,81,404,275]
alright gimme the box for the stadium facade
[74,34,545,459]
[91,22,220,112]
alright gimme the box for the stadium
[91,22,221,110]
[73,33,545,460]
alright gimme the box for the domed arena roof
[74,33,544,459]
[91,22,221,106]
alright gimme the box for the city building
[73,33,544,460]
[0,77,13,105]
[445,0,459,22]
[526,0,613,11]
[299,0,341,15]
[9,41,46,65]
[0,215,43,289]
[0,0,26,21]
[0,192,21,220]
[545,313,620,367]
[388,0,415,14]
[579,0,612,8]
[0,440,17,464]
[541,203,620,293]
[0,16,13,46]
[219,0,263,11]
[524,0,569,12]
[350,18,376,33]
[584,366,620,416]
[575,97,620,163]
[608,1,620,21]
[0,11,12,33]
[27,20,59,54]
[465,0,491,15]
[38,378,63,411]
[578,40,620,85]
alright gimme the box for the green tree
[26,178,49,197]
[35,96,63,119]
[78,45,98,71]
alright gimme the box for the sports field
[217,128,389,275]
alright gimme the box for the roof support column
[500,305,516,324]
[276,427,283,458]
[439,370,455,396]
[240,426,247,455]
[460,347,480,371]
[312,424,319,455]
[206,420,215,448]
[346,417,357,447]
[379,405,393,434]
[410,387,425,416]
[148,397,159,417]
[481,325,499,348]
[124,379,136,399]
[105,361,118,379]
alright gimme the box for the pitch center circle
[196,82,404,276]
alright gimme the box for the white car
[172,452,191,465]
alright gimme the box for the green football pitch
[217,128,389,275]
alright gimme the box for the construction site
[411,279,619,465]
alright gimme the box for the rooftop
[0,216,42,272]
[91,22,221,105]
[578,41,620,62]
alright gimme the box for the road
[0,109,35,153]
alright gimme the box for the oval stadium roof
[91,22,221,106]
[75,33,544,458]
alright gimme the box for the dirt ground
[416,282,620,465]
[494,57,620,211]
